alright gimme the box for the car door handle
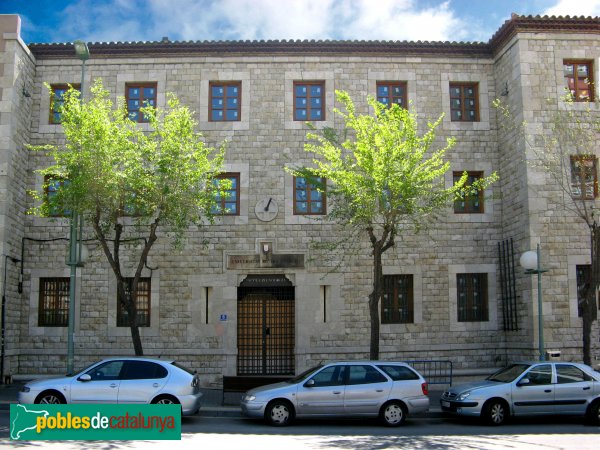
[376,389,384,392]
[333,391,342,395]
[110,383,118,388]
[544,389,552,393]
[583,387,591,390]
[153,383,160,388]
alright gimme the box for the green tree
[291,91,497,359]
[30,79,226,355]
[496,95,599,365]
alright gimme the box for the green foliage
[292,90,496,239]
[29,79,226,243]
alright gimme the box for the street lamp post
[1,254,20,383]
[67,40,90,374]
[520,244,549,361]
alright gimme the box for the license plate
[441,401,451,408]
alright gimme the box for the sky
[2,0,600,44]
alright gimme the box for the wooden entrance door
[237,290,295,375]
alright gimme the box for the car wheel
[380,401,407,427]
[151,395,180,405]
[588,401,600,425]
[483,399,508,425]
[35,391,66,404]
[265,400,294,426]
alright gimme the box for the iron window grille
[457,273,488,322]
[117,277,151,327]
[39,278,70,327]
[381,274,414,324]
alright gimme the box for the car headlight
[243,394,256,402]
[20,386,30,393]
[457,392,471,401]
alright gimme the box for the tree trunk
[369,246,383,360]
[582,224,600,365]
[92,216,159,357]
[116,276,144,356]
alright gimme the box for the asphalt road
[2,411,599,449]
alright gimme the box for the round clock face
[255,197,278,222]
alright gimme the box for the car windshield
[287,365,323,384]
[487,363,531,382]
[67,362,98,377]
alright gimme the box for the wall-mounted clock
[255,197,278,222]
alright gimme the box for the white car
[241,361,429,426]
[441,361,600,425]
[18,357,202,416]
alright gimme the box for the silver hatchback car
[18,357,202,416]
[241,361,429,426]
[441,361,600,425]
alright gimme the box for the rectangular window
[294,81,325,121]
[49,84,80,124]
[44,175,70,217]
[211,173,240,215]
[571,155,597,199]
[126,83,157,123]
[376,82,407,108]
[117,278,151,327]
[457,273,488,322]
[453,171,484,213]
[564,60,594,101]
[294,176,326,215]
[576,265,596,317]
[449,83,479,122]
[39,278,70,327]
[209,82,241,121]
[381,275,414,324]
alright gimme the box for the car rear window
[377,365,420,381]
[121,361,168,380]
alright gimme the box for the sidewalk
[0,381,445,418]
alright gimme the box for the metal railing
[405,360,453,385]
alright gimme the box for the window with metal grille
[571,156,597,200]
[376,82,407,109]
[49,84,80,124]
[117,278,151,327]
[457,273,488,322]
[449,83,479,122]
[126,83,157,123]
[294,81,325,121]
[453,171,484,213]
[564,60,594,101]
[381,275,414,324]
[294,176,326,215]
[211,173,240,215]
[39,278,70,327]
[209,82,241,121]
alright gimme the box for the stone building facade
[0,14,599,385]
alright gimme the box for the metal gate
[237,285,295,375]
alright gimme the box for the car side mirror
[517,378,530,387]
[78,374,92,382]
[304,379,315,388]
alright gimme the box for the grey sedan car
[18,357,202,415]
[241,361,429,426]
[441,361,600,425]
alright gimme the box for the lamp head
[520,250,538,271]
[73,40,90,61]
